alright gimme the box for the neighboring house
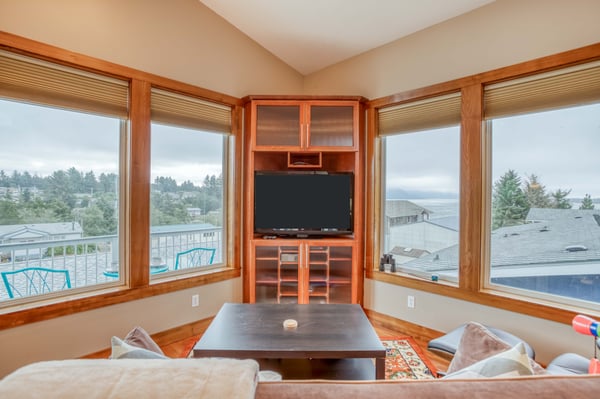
[0,222,83,244]
[0,222,83,261]
[187,207,202,218]
[384,200,458,263]
[401,208,600,301]
[384,200,431,232]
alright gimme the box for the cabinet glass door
[255,105,301,147]
[309,105,355,147]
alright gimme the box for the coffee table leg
[375,357,385,379]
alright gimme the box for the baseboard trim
[364,308,444,342]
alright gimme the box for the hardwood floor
[84,312,451,374]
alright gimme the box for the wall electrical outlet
[191,294,200,307]
[407,295,415,309]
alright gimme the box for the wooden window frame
[366,42,600,325]
[0,32,243,330]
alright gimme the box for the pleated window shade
[0,50,128,118]
[151,88,232,134]
[485,60,600,119]
[378,92,461,136]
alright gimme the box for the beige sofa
[258,375,600,398]
[1,358,599,399]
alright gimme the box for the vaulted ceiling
[199,0,495,75]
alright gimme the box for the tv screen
[254,172,353,237]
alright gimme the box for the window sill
[367,268,597,325]
[0,267,240,331]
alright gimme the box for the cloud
[1,99,223,185]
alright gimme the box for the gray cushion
[546,352,590,375]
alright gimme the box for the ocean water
[396,198,589,220]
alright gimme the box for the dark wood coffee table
[192,303,386,380]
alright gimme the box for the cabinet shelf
[256,275,278,284]
[251,240,353,304]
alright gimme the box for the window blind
[0,50,128,118]
[151,88,231,134]
[378,92,461,136]
[484,60,600,119]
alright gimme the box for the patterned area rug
[381,336,438,380]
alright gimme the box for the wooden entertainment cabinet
[243,96,365,304]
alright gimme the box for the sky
[0,99,223,187]
[385,102,600,199]
[1,98,599,197]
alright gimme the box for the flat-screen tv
[254,171,353,237]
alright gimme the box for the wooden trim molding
[366,41,600,326]
[0,31,243,330]
[459,83,483,293]
[363,308,443,343]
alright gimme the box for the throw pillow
[110,336,168,359]
[443,342,533,379]
[123,326,165,355]
[446,322,546,375]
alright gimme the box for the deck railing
[0,226,223,301]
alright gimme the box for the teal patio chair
[1,267,71,299]
[174,247,216,270]
[103,264,169,278]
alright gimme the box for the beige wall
[311,0,600,366]
[0,0,303,97]
[0,0,300,378]
[363,280,589,366]
[0,278,242,377]
[303,0,600,98]
[1,0,600,377]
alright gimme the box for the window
[378,93,461,283]
[0,50,127,303]
[484,61,600,310]
[149,88,231,276]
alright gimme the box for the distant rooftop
[385,200,431,218]
[0,222,83,241]
[400,207,600,277]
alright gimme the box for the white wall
[0,0,303,97]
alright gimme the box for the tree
[98,173,118,193]
[0,170,8,187]
[550,188,572,209]
[180,180,196,192]
[523,174,550,208]
[47,170,76,208]
[580,194,595,210]
[492,169,529,229]
[0,198,21,224]
[67,167,84,193]
[153,176,178,193]
[83,170,99,194]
